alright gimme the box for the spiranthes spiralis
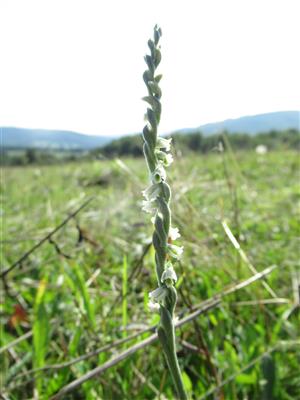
[141,25,188,400]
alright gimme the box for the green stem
[165,347,188,400]
[158,304,188,399]
[158,313,188,399]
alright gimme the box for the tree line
[2,129,299,165]
[96,129,300,158]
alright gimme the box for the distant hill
[177,111,299,136]
[1,111,299,150]
[1,128,114,150]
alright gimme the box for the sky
[1,0,299,136]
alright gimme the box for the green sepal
[154,213,168,244]
[143,142,156,172]
[143,70,153,87]
[155,74,163,83]
[142,94,161,111]
[161,182,171,203]
[153,232,166,281]
[157,198,171,235]
[154,48,162,67]
[144,54,155,74]
[147,108,157,132]
[148,81,162,99]
[166,285,177,317]
[154,26,162,45]
[148,38,154,51]
[142,124,155,150]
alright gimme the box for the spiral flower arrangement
[141,25,188,399]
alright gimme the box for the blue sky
[1,0,299,136]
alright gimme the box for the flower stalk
[141,25,188,400]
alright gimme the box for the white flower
[161,265,177,287]
[156,137,172,152]
[142,200,157,214]
[151,165,166,184]
[167,244,184,259]
[149,286,168,303]
[169,226,180,241]
[155,150,174,167]
[164,152,173,167]
[148,299,160,311]
[142,184,160,201]
[256,144,268,155]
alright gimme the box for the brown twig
[48,238,72,259]
[0,330,32,354]
[12,326,155,380]
[75,222,100,248]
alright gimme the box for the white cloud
[0,0,299,135]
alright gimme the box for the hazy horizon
[1,109,299,138]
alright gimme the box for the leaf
[122,255,128,336]
[65,261,96,330]
[69,325,82,356]
[182,371,193,392]
[236,372,257,385]
[33,278,50,394]
[209,314,218,327]
[33,279,49,368]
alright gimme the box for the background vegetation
[1,136,300,399]
[97,129,300,159]
[2,129,299,166]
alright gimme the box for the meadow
[1,149,299,399]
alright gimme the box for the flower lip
[148,300,160,311]
[161,265,177,286]
[142,183,160,201]
[142,199,157,214]
[153,174,161,184]
[169,227,180,241]
[163,153,173,167]
[155,150,173,167]
[167,244,184,259]
[149,286,168,303]
[156,137,172,152]
[151,165,166,184]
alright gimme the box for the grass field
[1,149,300,399]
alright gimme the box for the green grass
[1,150,299,399]
[122,255,128,338]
